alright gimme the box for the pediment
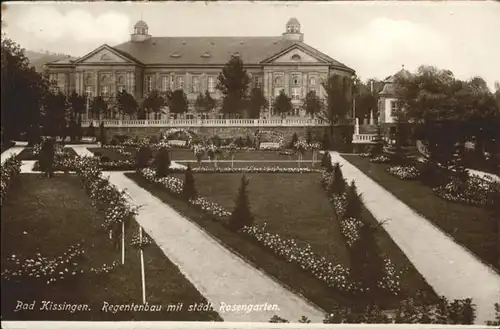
[264,46,328,64]
[75,45,134,64]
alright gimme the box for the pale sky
[2,1,500,89]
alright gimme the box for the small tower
[131,20,151,42]
[282,18,304,42]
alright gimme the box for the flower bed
[320,168,402,296]
[387,165,420,180]
[433,174,500,207]
[169,166,321,174]
[1,156,22,205]
[370,155,391,164]
[138,168,361,294]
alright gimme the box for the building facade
[46,18,355,119]
[378,68,410,124]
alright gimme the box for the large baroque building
[46,18,355,119]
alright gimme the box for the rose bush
[1,156,21,205]
[387,165,420,180]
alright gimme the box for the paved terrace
[329,151,500,325]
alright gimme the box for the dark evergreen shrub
[344,181,363,219]
[228,175,254,231]
[136,146,153,170]
[99,122,107,145]
[327,163,346,195]
[39,138,55,177]
[182,164,197,200]
[154,147,171,178]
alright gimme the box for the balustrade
[79,118,347,127]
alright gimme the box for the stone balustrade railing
[80,118,354,127]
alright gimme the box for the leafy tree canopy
[273,90,292,115]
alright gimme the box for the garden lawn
[129,172,435,311]
[341,154,499,272]
[1,174,220,321]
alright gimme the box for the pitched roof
[112,37,353,70]
[379,68,411,96]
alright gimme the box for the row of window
[146,75,217,94]
[273,75,316,87]
[84,85,127,98]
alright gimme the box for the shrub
[344,181,363,220]
[149,135,158,144]
[245,135,253,148]
[211,135,222,148]
[321,152,334,172]
[228,175,254,232]
[39,138,55,177]
[322,130,331,150]
[99,122,107,145]
[87,123,96,137]
[154,147,171,178]
[182,164,197,200]
[349,223,386,303]
[327,163,346,196]
[486,302,500,326]
[290,132,298,149]
[305,129,313,144]
[135,146,153,170]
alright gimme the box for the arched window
[292,75,300,86]
[291,54,301,61]
[274,77,283,86]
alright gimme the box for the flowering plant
[168,166,321,174]
[163,128,196,147]
[1,244,85,284]
[1,156,21,205]
[130,232,153,249]
[433,174,500,206]
[387,165,420,180]
[370,155,391,164]
[294,140,309,154]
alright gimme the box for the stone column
[94,70,99,96]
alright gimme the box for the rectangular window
[146,76,153,92]
[254,76,261,88]
[208,76,215,93]
[292,87,301,100]
[390,100,398,115]
[101,85,109,97]
[161,76,169,92]
[85,86,93,98]
[192,76,200,93]
[176,76,184,90]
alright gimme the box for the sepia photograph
[1,1,499,328]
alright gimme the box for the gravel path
[105,171,325,322]
[1,142,26,164]
[329,151,500,325]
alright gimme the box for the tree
[116,89,138,119]
[353,78,383,122]
[303,90,323,118]
[1,36,48,143]
[203,90,216,114]
[248,87,268,119]
[273,90,292,115]
[67,91,85,141]
[99,122,107,145]
[67,91,86,121]
[321,74,353,124]
[154,146,171,178]
[321,152,334,172]
[169,89,188,114]
[228,175,254,231]
[43,91,68,139]
[290,132,298,149]
[90,96,107,120]
[182,164,197,200]
[142,90,165,119]
[217,56,250,117]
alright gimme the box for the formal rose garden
[345,146,500,272]
[0,146,220,321]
